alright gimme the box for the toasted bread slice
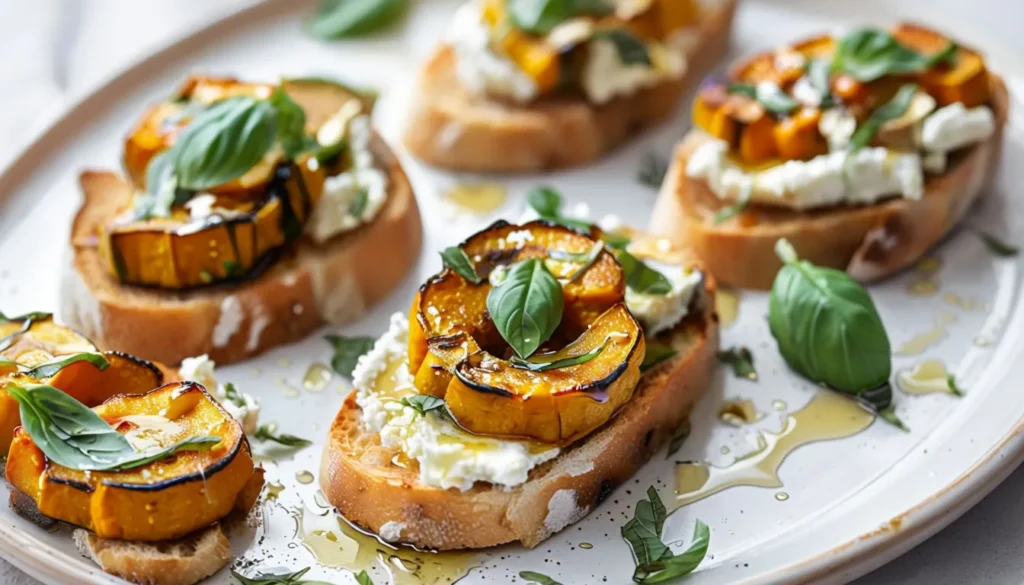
[319,250,718,550]
[73,525,231,585]
[61,135,422,366]
[401,0,736,173]
[650,75,1009,290]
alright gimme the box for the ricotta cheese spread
[920,102,996,154]
[305,114,389,243]
[581,35,686,105]
[179,355,261,435]
[353,313,560,492]
[686,137,924,210]
[625,261,703,334]
[449,1,539,103]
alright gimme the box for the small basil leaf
[355,571,375,585]
[508,0,611,35]
[976,230,1019,257]
[724,82,756,99]
[622,487,670,569]
[666,419,690,458]
[716,347,757,381]
[134,151,183,220]
[593,29,652,66]
[638,153,669,190]
[849,84,918,154]
[440,247,484,284]
[726,82,798,115]
[0,311,51,323]
[617,250,672,295]
[486,258,565,358]
[401,394,447,416]
[325,335,376,377]
[22,353,110,380]
[231,568,333,585]
[307,0,409,39]
[105,435,222,471]
[806,59,834,108]
[222,382,247,409]
[269,87,316,159]
[641,343,677,373]
[633,520,710,583]
[519,571,563,585]
[712,189,751,224]
[834,27,957,82]
[254,424,313,449]
[946,374,965,397]
[510,337,610,372]
[172,96,277,190]
[527,186,564,218]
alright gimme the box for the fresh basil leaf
[222,382,247,409]
[834,27,957,82]
[325,335,376,378]
[487,258,565,358]
[269,87,316,159]
[401,394,447,415]
[508,0,611,35]
[849,83,918,154]
[634,520,710,583]
[22,353,109,380]
[768,239,904,429]
[172,96,277,191]
[0,311,51,323]
[806,59,834,108]
[527,186,564,218]
[223,260,242,278]
[593,29,651,66]
[7,384,219,471]
[565,241,604,282]
[510,337,610,372]
[638,153,669,190]
[617,250,672,295]
[307,0,408,39]
[712,189,750,224]
[349,187,369,218]
[602,231,632,250]
[0,312,52,353]
[355,571,375,585]
[254,424,312,449]
[134,151,187,220]
[519,571,563,585]
[666,419,690,458]
[976,230,1019,256]
[642,343,677,373]
[947,374,965,397]
[724,82,756,99]
[231,567,333,585]
[716,347,757,381]
[440,246,484,284]
[726,81,798,115]
[622,487,670,569]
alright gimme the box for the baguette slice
[651,75,1009,290]
[401,0,737,173]
[62,136,422,366]
[320,246,718,550]
[73,525,231,585]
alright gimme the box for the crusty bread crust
[401,0,736,173]
[650,75,1009,290]
[62,137,422,366]
[319,248,718,550]
[73,524,231,585]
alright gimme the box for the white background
[0,1,1022,583]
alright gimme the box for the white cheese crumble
[179,355,260,435]
[626,262,703,335]
[581,36,686,104]
[686,137,924,210]
[353,313,559,492]
[506,229,535,247]
[791,76,822,108]
[449,1,539,103]
[921,103,996,153]
[306,115,388,243]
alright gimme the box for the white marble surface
[0,1,1021,584]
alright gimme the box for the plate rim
[0,1,1020,583]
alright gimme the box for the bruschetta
[651,23,1008,289]
[63,76,423,365]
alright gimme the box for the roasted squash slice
[5,382,258,542]
[693,87,777,165]
[0,316,163,453]
[891,24,990,107]
[408,221,644,444]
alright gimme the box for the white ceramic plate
[1,1,1022,584]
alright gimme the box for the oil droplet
[906,256,942,296]
[906,279,939,296]
[772,399,787,412]
[894,312,957,356]
[719,446,731,455]
[897,360,958,396]
[916,256,942,274]
[579,542,594,550]
[276,377,300,398]
[974,336,993,348]
[443,183,507,215]
[943,293,982,311]
[718,399,762,426]
[266,481,286,500]
[278,358,292,368]
[296,470,315,485]
[673,392,874,509]
[144,503,157,512]
[251,367,263,377]
[303,362,333,392]
[775,492,789,501]
[715,287,741,328]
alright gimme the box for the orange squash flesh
[407,221,644,444]
[5,382,257,542]
[446,303,644,443]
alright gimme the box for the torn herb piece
[717,347,757,381]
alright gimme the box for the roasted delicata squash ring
[0,315,163,452]
[99,159,325,289]
[408,221,644,444]
[5,382,258,542]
